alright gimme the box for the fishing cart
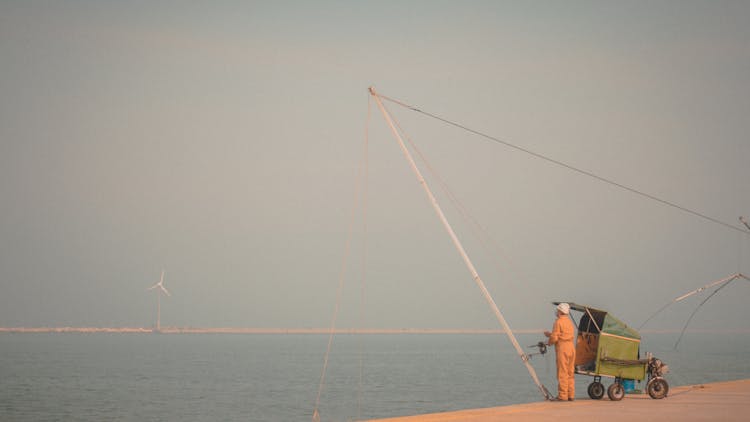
[555,302,669,401]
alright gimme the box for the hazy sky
[1,1,749,331]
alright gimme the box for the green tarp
[602,313,640,340]
[562,302,641,339]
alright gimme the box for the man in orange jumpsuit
[544,302,576,401]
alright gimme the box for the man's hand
[543,330,551,337]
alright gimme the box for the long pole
[368,86,551,400]
[157,293,161,331]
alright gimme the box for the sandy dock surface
[366,378,750,422]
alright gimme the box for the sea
[1,332,749,421]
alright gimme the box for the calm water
[1,332,749,421]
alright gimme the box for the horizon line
[1,327,749,334]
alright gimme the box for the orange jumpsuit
[549,315,576,400]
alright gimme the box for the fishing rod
[673,280,736,349]
[639,273,745,330]
[638,272,749,349]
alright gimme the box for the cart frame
[553,302,669,401]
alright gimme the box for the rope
[386,105,529,302]
[356,96,371,421]
[377,93,750,235]
[312,97,371,422]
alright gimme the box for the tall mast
[369,86,551,400]
[157,292,161,331]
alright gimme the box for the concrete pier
[366,378,750,422]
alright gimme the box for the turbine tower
[147,269,170,332]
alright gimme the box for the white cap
[557,303,570,315]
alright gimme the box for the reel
[527,341,548,359]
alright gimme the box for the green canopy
[602,313,640,340]
[554,302,641,340]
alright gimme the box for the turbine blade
[160,285,171,296]
[147,283,160,290]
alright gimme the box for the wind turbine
[147,269,170,332]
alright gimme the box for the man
[544,302,576,401]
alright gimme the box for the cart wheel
[587,381,605,400]
[607,383,625,401]
[647,377,669,399]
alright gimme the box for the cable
[385,101,528,298]
[356,95,371,421]
[376,92,749,235]
[312,96,372,422]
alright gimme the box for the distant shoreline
[0,327,538,334]
[1,327,749,334]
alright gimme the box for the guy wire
[377,93,749,235]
